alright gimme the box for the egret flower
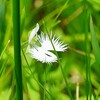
[26,23,68,63]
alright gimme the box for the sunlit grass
[0,0,100,100]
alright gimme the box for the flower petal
[28,47,57,63]
[38,33,68,52]
[28,23,39,44]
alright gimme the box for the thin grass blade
[90,16,100,69]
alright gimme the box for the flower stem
[43,63,46,100]
[22,49,53,98]
[44,23,73,100]
[76,83,79,100]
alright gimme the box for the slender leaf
[12,0,23,99]
[90,16,100,69]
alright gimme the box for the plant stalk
[13,0,23,99]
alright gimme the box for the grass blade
[54,0,69,21]
[83,1,91,99]
[90,16,100,69]
[12,0,23,99]
[0,40,10,60]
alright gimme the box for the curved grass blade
[0,40,10,60]
[83,2,92,98]
[90,16,100,70]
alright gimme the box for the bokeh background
[0,0,100,99]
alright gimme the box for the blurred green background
[0,0,100,100]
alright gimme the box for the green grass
[0,0,100,100]
[90,16,100,71]
[12,0,23,99]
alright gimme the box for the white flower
[27,23,68,63]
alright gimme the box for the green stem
[83,0,91,99]
[13,0,23,99]
[44,23,73,100]
[22,49,53,98]
[43,63,46,100]
[76,83,79,100]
